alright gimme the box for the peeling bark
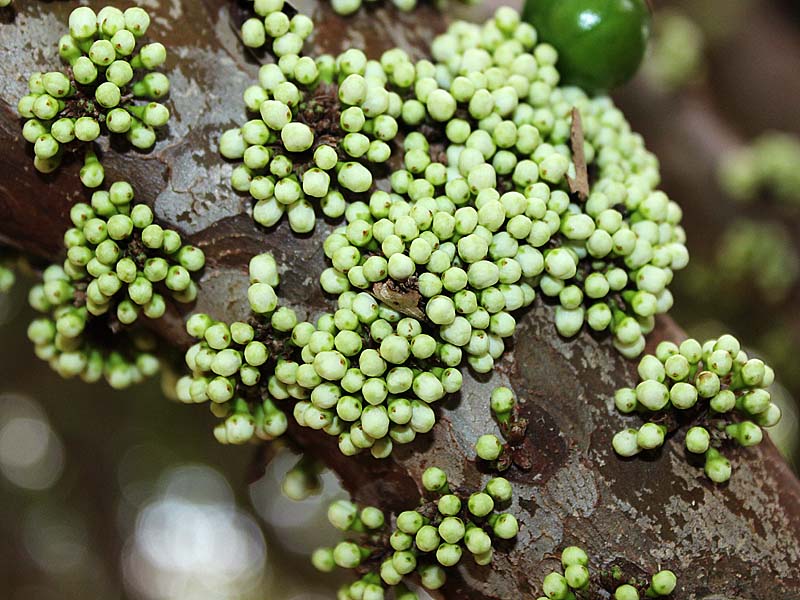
[0,1,799,599]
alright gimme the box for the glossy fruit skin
[523,0,651,92]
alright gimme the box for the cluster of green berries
[221,45,407,233]
[177,253,289,444]
[289,290,464,458]
[17,7,192,389]
[242,0,476,22]
[208,396,288,446]
[240,0,314,52]
[233,0,351,233]
[322,182,537,375]
[18,6,170,175]
[180,252,463,453]
[229,2,689,357]
[642,10,705,91]
[26,181,203,388]
[312,467,518,599]
[177,292,280,409]
[538,545,677,599]
[200,6,694,449]
[612,334,781,483]
[719,132,800,206]
[61,184,203,320]
[309,7,687,357]
[26,264,161,388]
[225,4,690,358]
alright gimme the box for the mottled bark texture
[1,1,799,598]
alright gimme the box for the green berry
[492,513,519,539]
[542,572,569,600]
[612,428,640,458]
[419,564,446,590]
[396,510,424,535]
[685,426,710,454]
[414,524,440,552]
[561,545,588,568]
[636,423,666,450]
[333,541,363,569]
[467,492,494,517]
[615,584,640,600]
[475,433,503,461]
[485,477,513,503]
[437,494,461,516]
[648,570,677,596]
[421,466,447,492]
[311,547,335,572]
[704,448,732,483]
[436,542,462,567]
[69,6,97,39]
[360,506,384,529]
[564,563,589,589]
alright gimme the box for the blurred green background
[2,0,800,598]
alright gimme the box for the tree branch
[1,1,799,598]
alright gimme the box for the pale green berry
[492,513,519,539]
[726,421,763,447]
[615,584,639,600]
[419,564,446,590]
[421,466,447,492]
[123,6,150,36]
[542,572,569,600]
[704,448,732,483]
[467,492,494,517]
[564,563,589,589]
[649,570,677,596]
[69,6,97,39]
[636,380,669,411]
[333,541,363,569]
[685,426,710,454]
[464,527,492,555]
[612,429,641,457]
[475,433,502,460]
[396,510,424,534]
[637,423,666,450]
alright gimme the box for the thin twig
[567,107,590,201]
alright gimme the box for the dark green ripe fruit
[523,0,651,92]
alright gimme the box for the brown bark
[1,1,799,599]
